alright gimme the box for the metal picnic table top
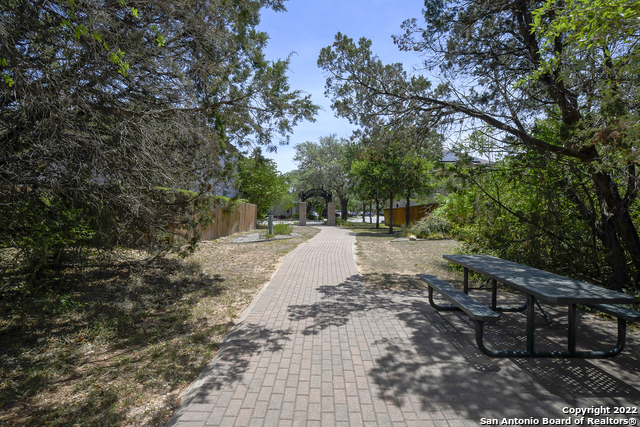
[440,254,637,358]
[443,254,634,305]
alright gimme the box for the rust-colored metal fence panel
[383,203,439,227]
[200,202,257,241]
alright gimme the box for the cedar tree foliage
[318,0,640,289]
[0,0,317,272]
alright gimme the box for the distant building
[440,150,490,165]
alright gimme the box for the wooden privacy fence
[383,203,439,227]
[200,202,257,241]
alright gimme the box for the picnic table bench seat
[420,269,640,358]
[420,274,500,322]
[587,303,640,322]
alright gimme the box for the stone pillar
[327,202,336,226]
[298,202,306,226]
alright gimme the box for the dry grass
[343,223,465,291]
[0,226,319,426]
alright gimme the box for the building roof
[441,150,490,164]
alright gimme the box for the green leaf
[2,73,14,87]
[74,24,88,39]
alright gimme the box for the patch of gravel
[232,232,300,243]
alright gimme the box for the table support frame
[472,315,627,359]
[445,254,634,358]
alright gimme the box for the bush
[1,194,98,280]
[260,223,293,240]
[406,214,451,240]
[273,223,293,236]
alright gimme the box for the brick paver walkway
[167,226,640,427]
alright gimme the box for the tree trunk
[362,200,366,223]
[388,193,394,234]
[405,189,411,227]
[592,171,640,288]
[598,213,631,290]
[376,199,380,229]
[340,198,348,220]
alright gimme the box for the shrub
[406,214,451,240]
[1,194,98,280]
[273,223,293,236]
[259,231,274,239]
[259,223,293,240]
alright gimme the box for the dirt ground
[0,226,320,426]
[348,224,465,291]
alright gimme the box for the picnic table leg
[535,300,553,326]
[428,286,461,311]
[491,279,497,310]
[475,301,627,358]
[568,303,577,355]
[527,294,535,354]
[463,268,469,294]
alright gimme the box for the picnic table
[421,254,638,358]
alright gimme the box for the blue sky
[257,1,427,173]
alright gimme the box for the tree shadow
[0,256,228,425]
[167,323,293,426]
[186,324,292,401]
[286,273,640,420]
[361,272,430,291]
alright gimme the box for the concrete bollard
[298,202,306,226]
[327,202,336,226]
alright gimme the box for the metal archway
[300,188,332,203]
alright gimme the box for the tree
[318,1,640,289]
[293,135,352,219]
[348,121,440,231]
[436,147,619,287]
[348,130,417,233]
[399,153,435,227]
[1,0,317,274]
[349,151,385,229]
[237,151,289,217]
[343,137,383,228]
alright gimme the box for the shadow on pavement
[287,273,640,418]
[185,324,292,404]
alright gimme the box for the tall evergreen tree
[1,0,317,271]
